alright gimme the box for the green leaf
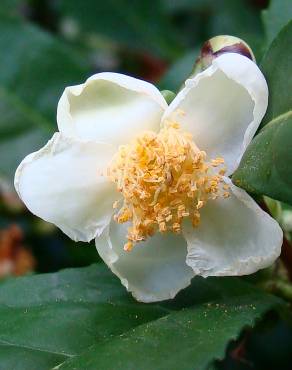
[233,22,292,204]
[0,263,280,370]
[0,15,87,181]
[0,264,167,370]
[260,21,292,127]
[262,0,292,46]
[56,283,279,370]
[233,112,292,204]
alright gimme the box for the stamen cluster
[108,121,228,251]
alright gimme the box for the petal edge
[15,133,117,242]
[183,178,282,277]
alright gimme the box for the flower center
[108,119,229,251]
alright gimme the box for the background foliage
[0,1,292,369]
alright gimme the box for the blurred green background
[0,1,292,369]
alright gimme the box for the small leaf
[0,263,281,369]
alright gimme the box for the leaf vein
[0,338,74,358]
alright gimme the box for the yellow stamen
[124,241,134,252]
[113,200,119,209]
[196,200,205,209]
[108,119,228,250]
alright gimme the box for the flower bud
[191,35,256,77]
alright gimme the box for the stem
[263,280,292,302]
[260,199,292,280]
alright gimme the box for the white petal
[15,133,117,242]
[183,178,282,276]
[96,221,194,302]
[57,72,167,146]
[163,53,268,175]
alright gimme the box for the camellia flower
[15,52,283,302]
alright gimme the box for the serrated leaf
[56,284,279,370]
[233,22,292,204]
[0,263,281,370]
[0,15,87,181]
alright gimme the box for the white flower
[15,53,283,302]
